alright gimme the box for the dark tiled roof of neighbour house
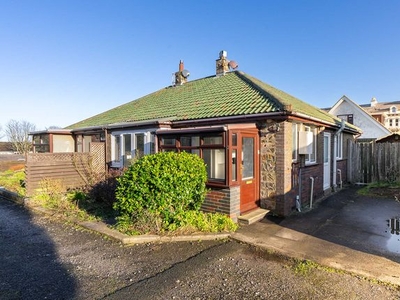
[67,71,359,132]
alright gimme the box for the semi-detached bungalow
[30,51,361,221]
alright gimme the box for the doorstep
[238,208,270,225]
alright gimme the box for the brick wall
[276,121,295,216]
[202,186,240,222]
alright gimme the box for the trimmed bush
[114,151,208,230]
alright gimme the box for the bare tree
[5,120,36,155]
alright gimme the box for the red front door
[239,132,259,213]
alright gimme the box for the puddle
[386,217,400,253]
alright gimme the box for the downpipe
[310,176,315,209]
[337,169,342,189]
[296,168,302,212]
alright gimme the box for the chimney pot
[179,60,184,72]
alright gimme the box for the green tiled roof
[67,71,357,131]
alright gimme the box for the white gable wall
[330,100,390,139]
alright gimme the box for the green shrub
[114,151,208,231]
[0,170,26,196]
[168,210,238,233]
[30,179,94,221]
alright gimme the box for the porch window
[159,133,226,184]
[304,126,317,164]
[336,132,343,159]
[203,149,225,180]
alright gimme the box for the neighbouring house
[0,142,14,154]
[361,97,400,133]
[29,51,360,220]
[326,95,390,142]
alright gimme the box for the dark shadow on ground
[261,185,400,264]
[0,199,77,299]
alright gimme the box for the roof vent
[173,60,190,85]
[216,50,238,76]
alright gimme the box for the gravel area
[1,199,399,300]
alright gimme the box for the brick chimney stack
[174,60,189,85]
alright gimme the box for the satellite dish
[228,60,238,70]
[182,69,190,78]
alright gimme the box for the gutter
[70,120,173,133]
[291,111,358,133]
[171,112,287,126]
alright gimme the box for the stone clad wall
[259,124,277,211]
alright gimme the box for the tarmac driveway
[234,185,400,286]
[274,185,400,263]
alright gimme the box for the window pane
[191,149,200,156]
[136,133,145,157]
[181,136,200,147]
[162,137,175,146]
[122,134,131,167]
[41,135,49,144]
[242,137,254,179]
[203,136,223,145]
[232,134,237,146]
[124,134,132,157]
[163,148,177,152]
[203,149,225,180]
[35,145,50,153]
[304,127,316,163]
[324,136,329,163]
[150,134,155,154]
[232,149,237,181]
[114,136,121,162]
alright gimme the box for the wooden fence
[348,141,400,184]
[25,142,105,196]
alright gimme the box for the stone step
[238,208,270,225]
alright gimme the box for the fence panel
[25,143,105,196]
[348,141,400,184]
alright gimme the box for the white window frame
[111,130,155,168]
[292,123,298,161]
[304,126,317,164]
[336,132,343,159]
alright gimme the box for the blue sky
[1,1,400,136]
